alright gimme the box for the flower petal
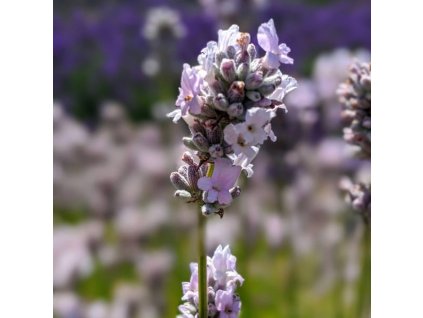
[263,51,280,69]
[218,191,232,205]
[189,96,202,115]
[166,109,182,123]
[278,43,294,64]
[223,124,239,145]
[207,189,218,203]
[257,19,278,52]
[212,158,241,190]
[197,177,212,191]
[217,25,240,52]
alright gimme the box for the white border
[372,0,423,317]
[0,1,52,316]
[1,0,422,317]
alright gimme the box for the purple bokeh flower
[257,18,293,69]
[197,158,241,205]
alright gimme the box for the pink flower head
[257,19,293,69]
[197,158,241,205]
[175,63,204,118]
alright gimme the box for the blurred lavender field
[53,0,371,317]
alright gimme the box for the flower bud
[246,90,262,102]
[204,118,217,128]
[215,51,227,67]
[245,71,263,90]
[263,74,282,87]
[182,137,198,150]
[192,132,209,151]
[187,165,200,190]
[213,93,229,111]
[178,165,188,177]
[258,98,272,107]
[170,172,190,191]
[210,80,224,95]
[181,152,195,166]
[236,63,249,81]
[226,46,236,59]
[227,81,245,103]
[249,59,261,72]
[206,126,222,144]
[220,58,236,83]
[259,84,276,96]
[205,95,214,105]
[200,104,217,118]
[230,186,241,199]
[235,50,249,65]
[227,103,244,118]
[209,144,224,158]
[189,121,206,135]
[247,43,256,60]
[237,32,251,47]
[174,190,192,198]
[201,203,220,216]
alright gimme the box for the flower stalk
[170,20,296,317]
[198,163,214,318]
[198,206,207,318]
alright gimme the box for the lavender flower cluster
[169,19,297,216]
[178,245,244,318]
[338,62,371,218]
[338,62,371,158]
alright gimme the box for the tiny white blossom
[224,124,258,160]
[243,107,274,144]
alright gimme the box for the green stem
[198,208,207,318]
[198,163,214,318]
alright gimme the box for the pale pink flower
[197,158,241,205]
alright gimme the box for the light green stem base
[198,209,207,318]
[198,163,214,318]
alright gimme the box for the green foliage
[75,261,138,301]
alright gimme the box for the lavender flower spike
[170,64,204,123]
[178,245,244,318]
[257,19,293,69]
[197,158,241,205]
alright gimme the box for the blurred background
[53,0,371,317]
